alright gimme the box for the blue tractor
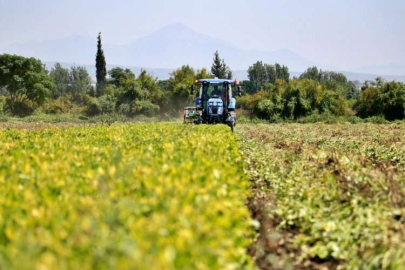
[183,78,242,131]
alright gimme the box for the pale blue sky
[0,0,404,70]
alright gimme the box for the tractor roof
[197,79,237,85]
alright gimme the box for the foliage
[96,32,107,96]
[239,124,405,269]
[0,123,253,269]
[41,95,85,115]
[195,67,213,80]
[299,66,358,99]
[50,63,70,97]
[118,80,147,101]
[108,67,136,88]
[132,99,159,116]
[0,54,54,114]
[167,65,195,98]
[4,52,405,122]
[68,66,93,98]
[239,80,254,95]
[104,69,162,116]
[50,63,93,102]
[136,70,163,105]
[284,79,347,118]
[0,99,4,115]
[238,79,348,120]
[247,61,289,92]
[356,79,405,120]
[86,95,117,116]
[211,51,232,79]
[161,65,196,115]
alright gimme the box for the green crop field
[1,122,405,270]
[0,123,253,270]
[239,124,405,269]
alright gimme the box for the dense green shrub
[4,100,35,117]
[0,54,54,115]
[41,96,84,114]
[256,94,284,120]
[239,79,348,120]
[299,66,358,99]
[356,80,405,120]
[284,79,324,118]
[86,95,116,116]
[247,61,290,92]
[117,103,131,115]
[237,90,271,112]
[133,99,160,116]
[0,96,5,115]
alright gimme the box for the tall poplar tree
[95,32,107,96]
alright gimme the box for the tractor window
[204,84,226,98]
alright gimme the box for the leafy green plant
[0,123,253,269]
[86,95,117,116]
[239,123,405,269]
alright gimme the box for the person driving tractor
[211,85,227,101]
[211,85,222,97]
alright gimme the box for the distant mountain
[2,23,313,71]
[4,23,404,82]
[353,64,405,76]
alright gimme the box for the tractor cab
[183,78,242,131]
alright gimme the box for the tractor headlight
[217,107,223,115]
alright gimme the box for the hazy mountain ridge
[353,64,405,76]
[2,23,313,71]
[2,23,404,82]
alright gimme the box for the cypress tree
[95,32,107,96]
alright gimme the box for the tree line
[0,33,404,121]
[239,64,405,121]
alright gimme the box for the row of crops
[239,124,405,269]
[0,123,253,269]
[2,121,405,270]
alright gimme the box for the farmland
[1,122,405,270]
[0,123,252,269]
[239,124,405,269]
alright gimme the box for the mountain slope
[1,23,313,71]
[353,64,405,76]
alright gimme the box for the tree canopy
[299,67,357,99]
[50,63,93,99]
[50,63,70,97]
[96,32,107,96]
[0,54,53,113]
[211,51,232,79]
[247,61,290,92]
[356,79,405,120]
